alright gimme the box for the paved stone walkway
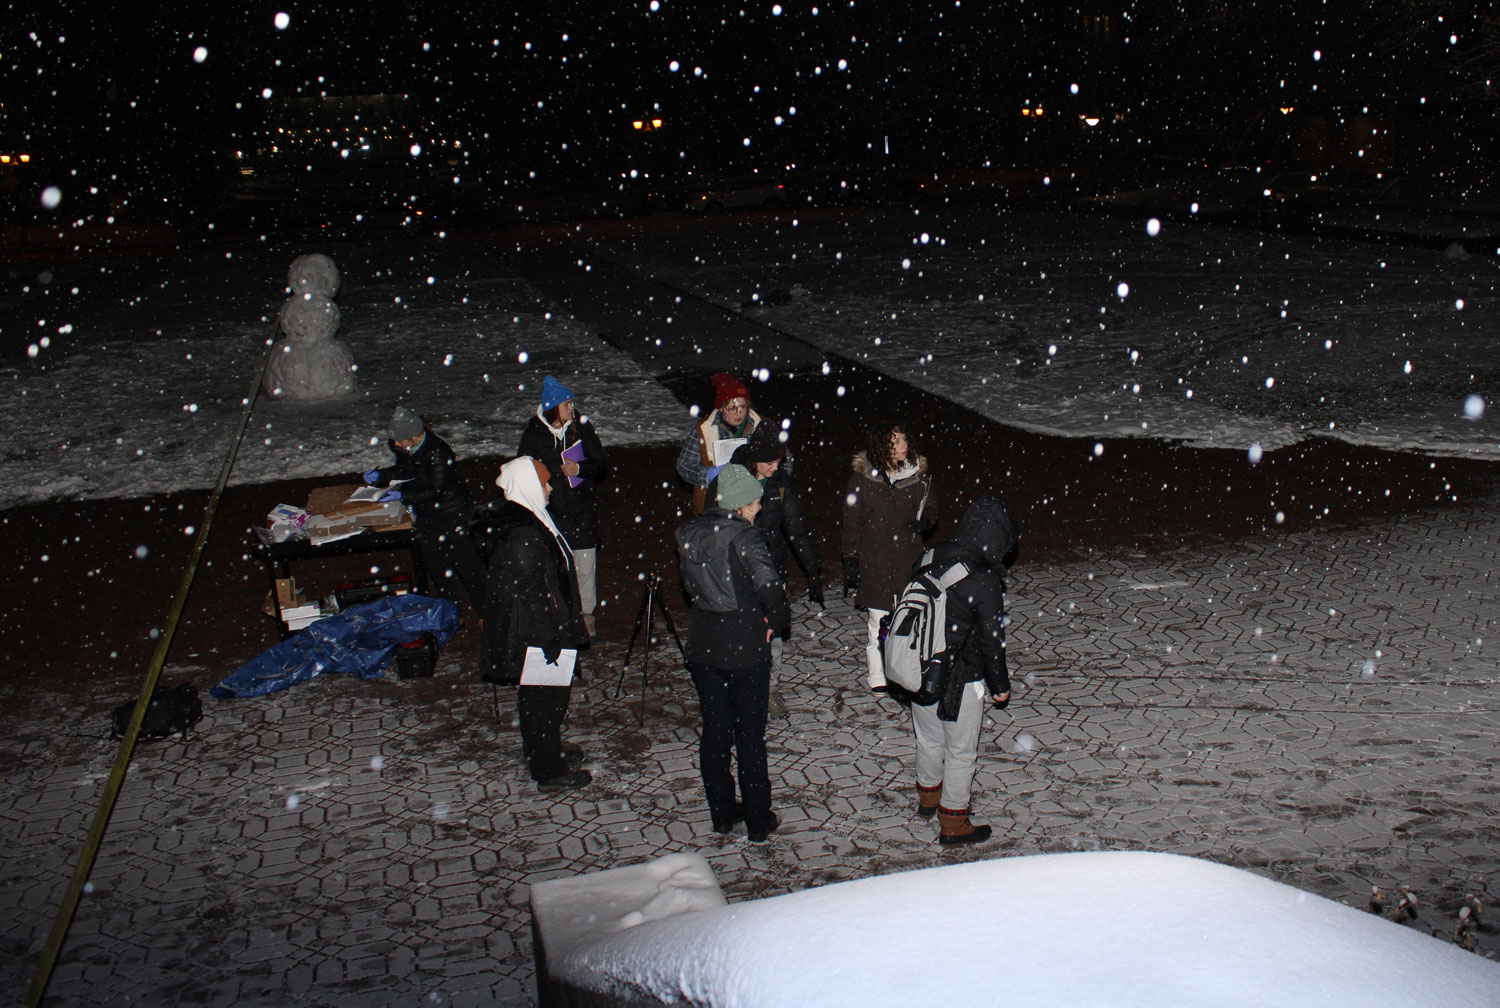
[4,501,1498,1005]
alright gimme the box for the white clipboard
[520,647,578,686]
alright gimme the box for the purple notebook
[561,441,586,487]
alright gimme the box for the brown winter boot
[916,784,943,818]
[937,806,993,847]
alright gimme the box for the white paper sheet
[346,478,413,503]
[711,437,746,466]
[520,647,578,686]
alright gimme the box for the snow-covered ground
[4,243,684,510]
[585,206,1500,459]
[5,205,1498,512]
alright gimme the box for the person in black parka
[363,405,485,610]
[472,457,592,791]
[517,376,609,639]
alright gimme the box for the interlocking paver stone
[7,499,1500,1004]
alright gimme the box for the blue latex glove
[379,490,403,502]
[363,469,381,484]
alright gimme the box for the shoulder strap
[913,551,967,591]
[932,561,970,591]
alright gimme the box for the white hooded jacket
[496,457,573,567]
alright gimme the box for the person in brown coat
[841,422,938,691]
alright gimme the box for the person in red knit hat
[675,372,792,515]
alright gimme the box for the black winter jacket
[472,499,590,685]
[922,495,1019,698]
[676,507,791,669]
[723,448,821,586]
[373,432,474,528]
[517,414,609,549]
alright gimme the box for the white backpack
[880,550,970,695]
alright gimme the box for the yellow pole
[25,324,278,1007]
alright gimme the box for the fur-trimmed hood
[850,450,929,482]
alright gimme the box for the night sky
[4,2,1497,197]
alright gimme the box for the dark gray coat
[676,507,791,669]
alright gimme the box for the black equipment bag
[110,682,203,740]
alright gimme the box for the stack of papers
[281,602,326,631]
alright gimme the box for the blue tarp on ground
[212,594,460,698]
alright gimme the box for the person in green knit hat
[724,423,822,720]
[675,463,790,841]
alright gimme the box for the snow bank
[538,850,1500,1008]
[587,208,1500,461]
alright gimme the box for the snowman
[263,253,356,400]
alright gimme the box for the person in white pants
[903,495,1018,846]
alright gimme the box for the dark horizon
[5,2,1499,203]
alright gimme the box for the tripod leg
[491,683,500,723]
[617,582,653,698]
[653,590,687,661]
[638,581,656,727]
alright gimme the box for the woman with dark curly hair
[840,422,938,691]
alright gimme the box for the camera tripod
[617,570,686,725]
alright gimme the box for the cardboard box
[351,501,407,526]
[275,577,301,608]
[304,513,363,543]
[364,516,415,533]
[306,484,364,516]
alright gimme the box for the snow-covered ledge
[531,850,1500,1008]
[531,852,728,1008]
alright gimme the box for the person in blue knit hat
[517,375,610,639]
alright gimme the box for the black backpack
[110,683,203,741]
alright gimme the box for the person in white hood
[517,375,609,640]
[472,457,592,791]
